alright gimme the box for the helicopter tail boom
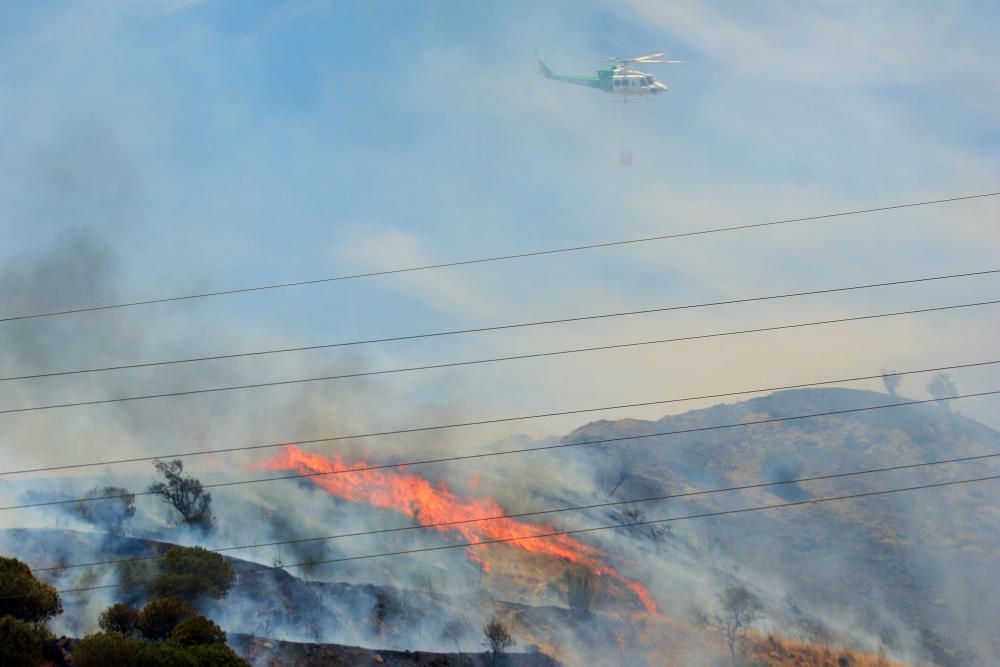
[536,57,605,90]
[537,58,555,79]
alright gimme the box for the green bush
[73,630,249,667]
[116,559,153,606]
[150,572,215,603]
[98,602,140,636]
[170,615,227,646]
[120,546,235,605]
[73,631,144,667]
[0,556,63,623]
[182,644,249,666]
[0,615,46,667]
[153,547,235,603]
[136,597,195,641]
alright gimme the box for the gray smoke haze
[0,125,478,475]
[1,34,997,665]
[0,128,582,657]
[4,201,998,666]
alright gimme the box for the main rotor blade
[640,59,684,63]
[633,52,667,61]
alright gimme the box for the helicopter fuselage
[538,59,668,98]
[607,68,668,97]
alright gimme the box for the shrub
[116,559,157,608]
[482,615,515,665]
[136,597,195,641]
[713,585,764,666]
[141,641,201,667]
[0,556,63,623]
[0,615,46,667]
[149,573,204,604]
[72,631,144,667]
[182,643,249,666]
[118,546,236,607]
[927,372,958,409]
[151,547,235,604]
[76,486,136,535]
[73,629,249,667]
[880,369,902,397]
[169,615,227,647]
[99,602,140,636]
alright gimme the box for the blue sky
[1,0,999,476]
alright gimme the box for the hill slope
[5,388,997,666]
[557,388,1000,665]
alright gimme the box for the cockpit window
[645,76,653,85]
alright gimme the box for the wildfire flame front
[260,444,657,613]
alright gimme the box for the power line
[5,390,994,511]
[234,475,1000,575]
[3,268,996,383]
[1,359,995,477]
[3,298,997,416]
[2,192,996,324]
[30,450,1000,573]
[48,473,1000,596]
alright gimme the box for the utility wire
[234,475,1000,575]
[2,268,996,383]
[4,390,994,511]
[30,450,1000,573]
[2,192,996,324]
[47,473,1000,596]
[1,359,995,477]
[2,298,997,416]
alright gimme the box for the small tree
[76,486,135,535]
[0,615,49,667]
[149,460,214,530]
[482,615,515,665]
[169,615,227,647]
[136,597,195,641]
[151,546,235,604]
[98,603,139,636]
[119,545,235,607]
[713,585,763,666]
[0,557,62,623]
[0,556,62,667]
[881,369,902,397]
[927,373,958,409]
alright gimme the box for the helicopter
[537,52,682,100]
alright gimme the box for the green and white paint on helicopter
[537,52,680,99]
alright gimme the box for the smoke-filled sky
[1,0,999,478]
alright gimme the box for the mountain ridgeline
[562,387,1000,666]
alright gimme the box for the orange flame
[260,444,656,613]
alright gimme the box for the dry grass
[743,632,910,667]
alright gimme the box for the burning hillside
[4,388,995,666]
[259,444,656,613]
